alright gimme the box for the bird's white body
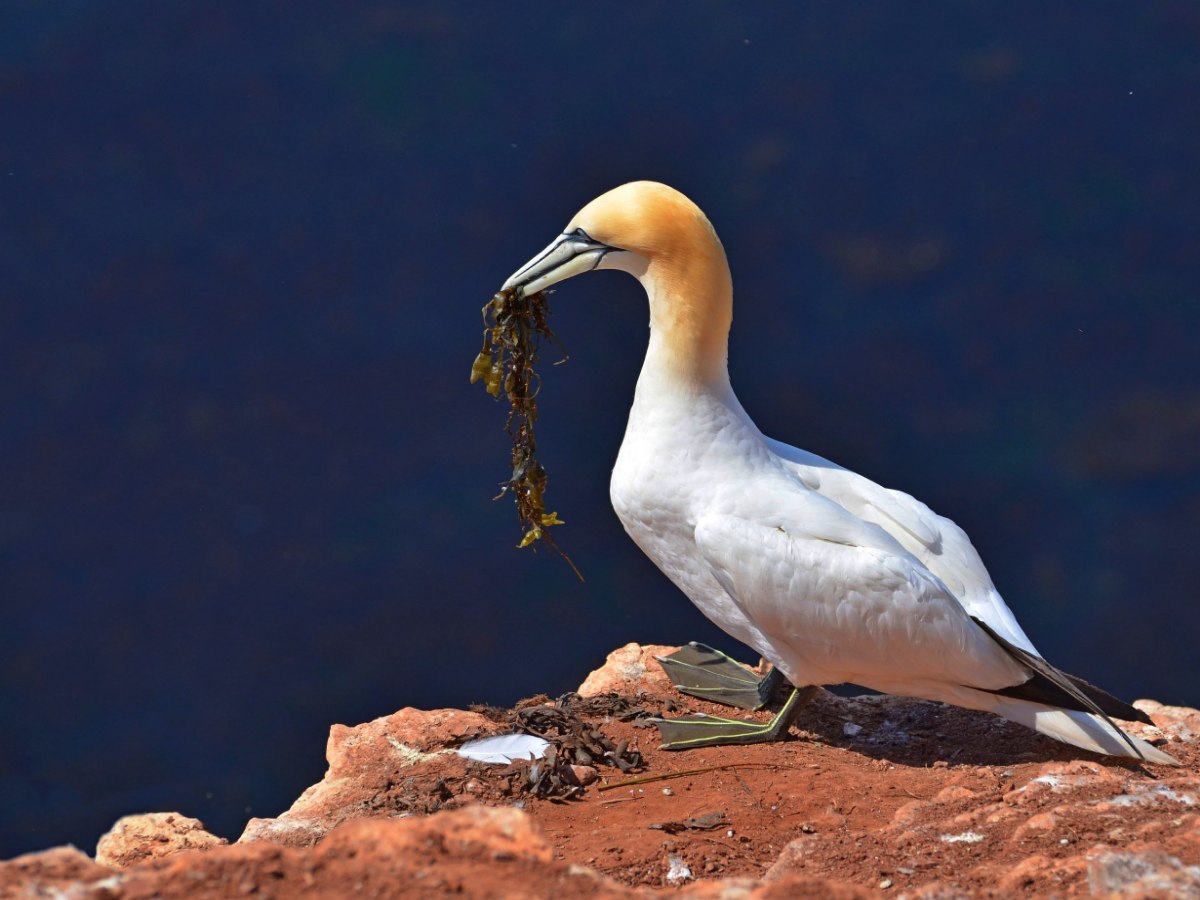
[611,364,1030,697]
[503,181,1175,764]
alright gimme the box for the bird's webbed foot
[655,641,784,711]
[653,684,817,750]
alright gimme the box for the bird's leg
[654,684,819,750]
[655,642,784,711]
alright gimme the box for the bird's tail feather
[978,694,1179,766]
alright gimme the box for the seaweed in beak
[470,286,581,580]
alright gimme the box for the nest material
[470,287,580,578]
[470,693,650,801]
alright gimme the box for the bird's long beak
[502,228,619,296]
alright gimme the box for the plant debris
[470,287,581,579]
[467,692,652,800]
[648,811,728,834]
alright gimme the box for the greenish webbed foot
[654,641,783,710]
[653,643,817,750]
[653,683,819,750]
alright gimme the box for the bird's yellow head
[502,181,734,383]
[503,181,728,299]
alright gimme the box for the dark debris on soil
[464,692,662,801]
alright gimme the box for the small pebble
[879,878,893,889]
[665,854,692,885]
[568,765,598,786]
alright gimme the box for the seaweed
[470,287,581,579]
[468,692,649,801]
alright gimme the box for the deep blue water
[3,2,1198,857]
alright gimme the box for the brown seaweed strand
[474,289,582,581]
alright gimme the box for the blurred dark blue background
[3,2,1198,858]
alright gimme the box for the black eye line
[559,228,619,271]
[563,227,626,268]
[568,226,625,253]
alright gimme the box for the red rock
[4,645,1199,898]
[1011,810,1060,842]
[1087,849,1200,897]
[744,875,877,898]
[994,852,1087,894]
[889,798,931,828]
[567,764,599,786]
[239,705,495,846]
[95,812,226,867]
[980,803,1020,826]
[996,852,1054,892]
[1135,699,1200,737]
[761,833,820,881]
[932,785,978,803]
[322,804,554,865]
[577,641,680,695]
[81,808,640,899]
[0,845,112,895]
[675,877,761,897]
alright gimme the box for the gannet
[501,181,1176,765]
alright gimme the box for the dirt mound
[3,643,1198,898]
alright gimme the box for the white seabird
[500,181,1176,765]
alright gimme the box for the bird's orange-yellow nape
[503,181,734,384]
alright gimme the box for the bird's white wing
[692,511,1030,695]
[764,437,1039,656]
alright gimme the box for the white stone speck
[665,854,693,884]
[940,831,985,844]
